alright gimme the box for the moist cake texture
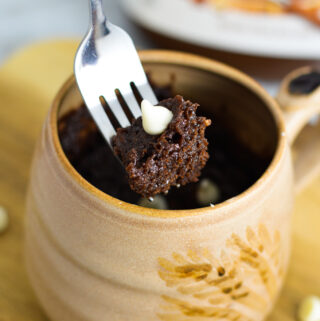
[58,84,269,210]
[112,95,211,197]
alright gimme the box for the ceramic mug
[25,51,320,321]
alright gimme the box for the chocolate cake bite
[112,95,211,198]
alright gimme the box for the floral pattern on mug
[157,224,284,321]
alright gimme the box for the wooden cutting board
[0,40,319,321]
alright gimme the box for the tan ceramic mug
[25,51,320,321]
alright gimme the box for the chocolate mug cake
[58,79,269,209]
[28,51,316,321]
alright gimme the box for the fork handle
[89,0,109,35]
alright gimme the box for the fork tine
[121,90,142,119]
[138,83,158,105]
[85,99,116,146]
[105,93,131,128]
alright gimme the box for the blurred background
[1,0,320,95]
[0,0,152,62]
[1,1,320,321]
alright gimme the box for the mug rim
[49,50,287,218]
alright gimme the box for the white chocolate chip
[141,99,173,135]
[138,195,169,210]
[298,296,320,321]
[196,178,221,206]
[0,206,9,234]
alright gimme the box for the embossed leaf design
[157,224,283,321]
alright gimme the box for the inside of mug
[57,62,278,209]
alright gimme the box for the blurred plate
[121,0,320,60]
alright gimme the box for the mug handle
[277,70,320,194]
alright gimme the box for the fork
[74,0,158,147]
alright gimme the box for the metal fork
[74,0,158,147]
